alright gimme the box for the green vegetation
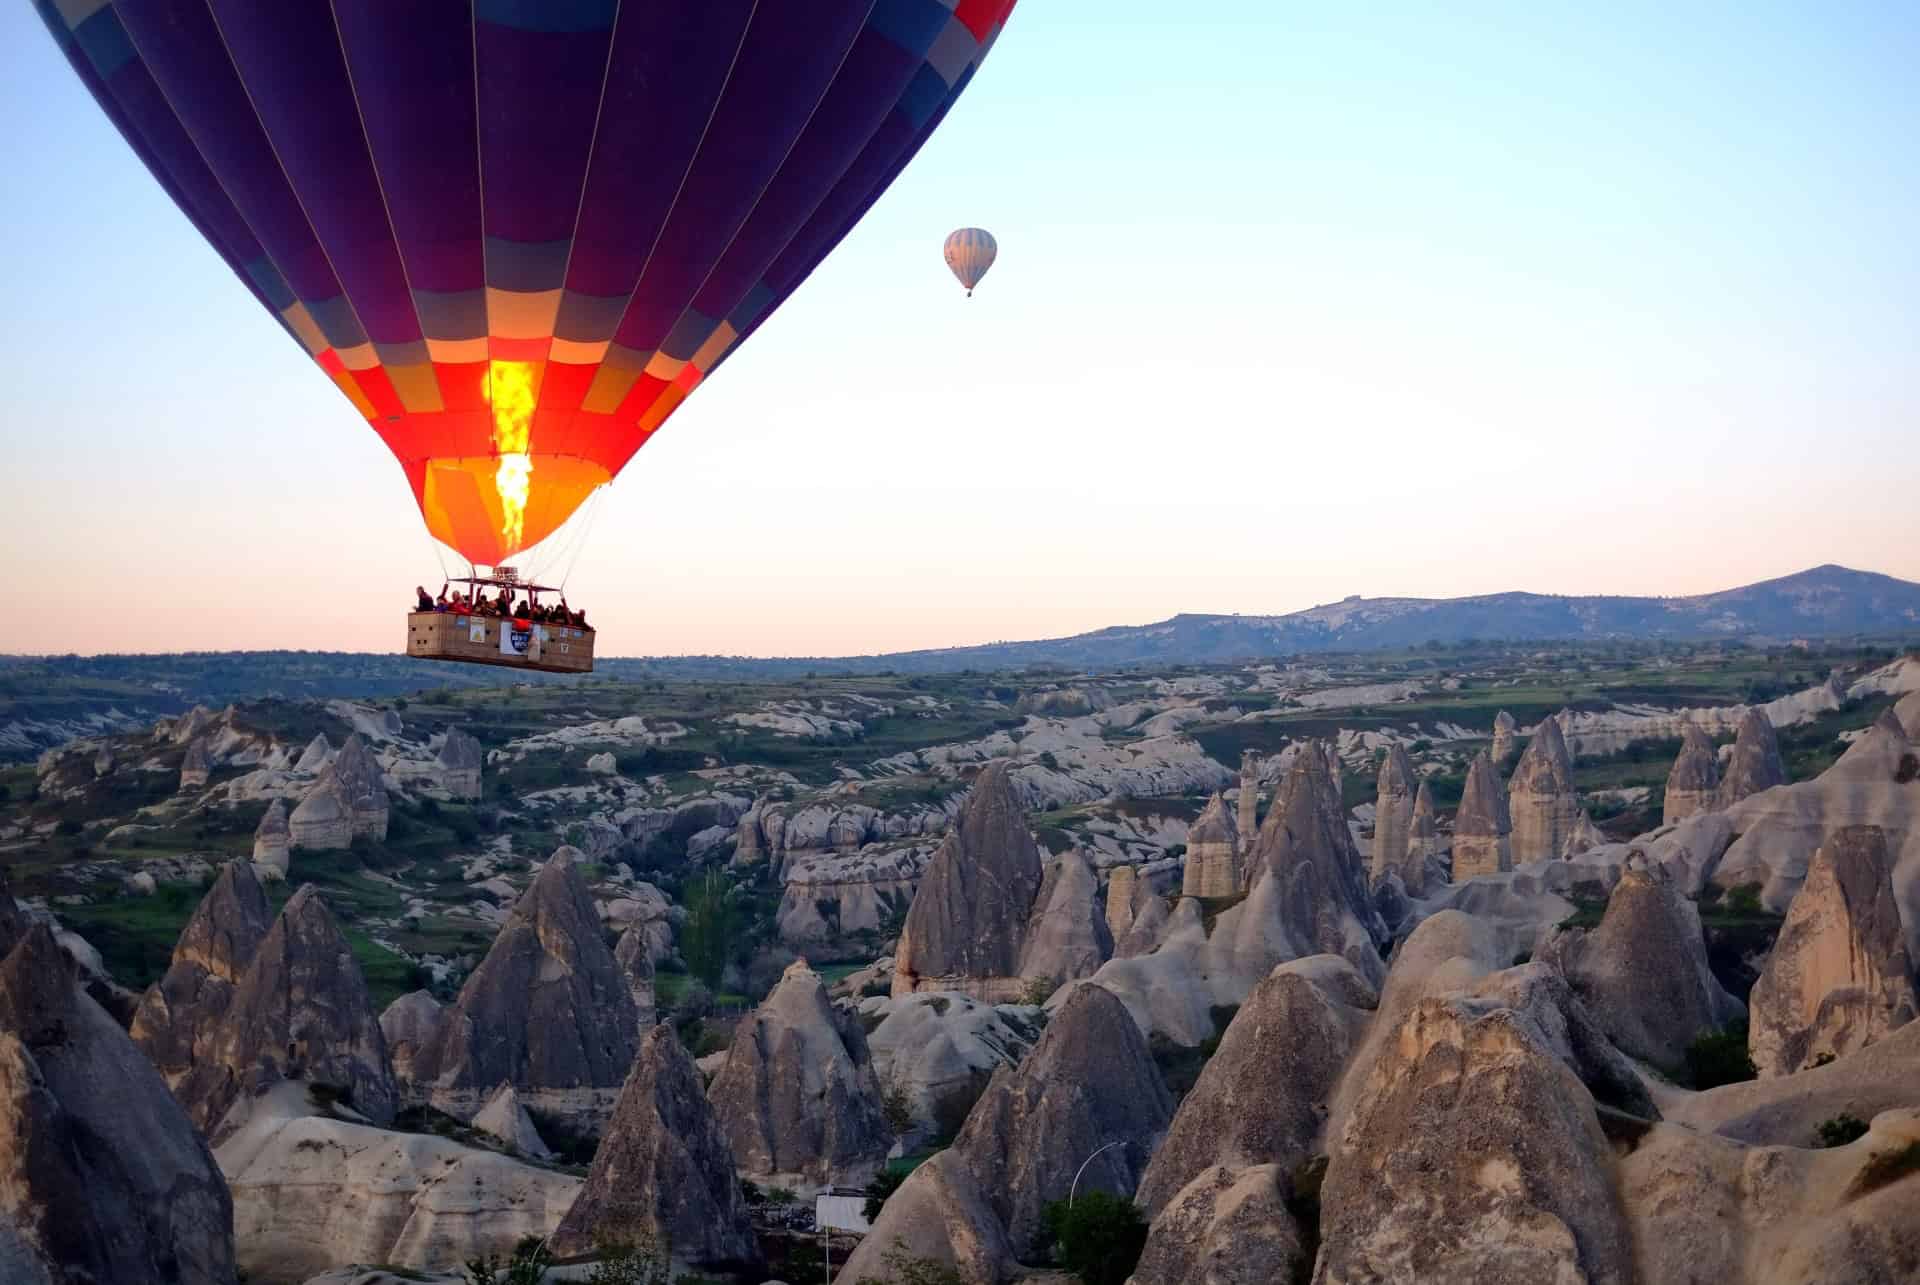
[679,869,734,990]
[1043,1190,1149,1285]
[1815,1114,1871,1148]
[464,1235,552,1285]
[1681,1022,1757,1090]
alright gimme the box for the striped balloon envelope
[38,0,1017,567]
[943,227,998,295]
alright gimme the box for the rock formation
[1538,864,1745,1065]
[1137,955,1375,1216]
[1016,851,1112,990]
[252,799,291,880]
[1491,709,1518,765]
[1663,725,1722,825]
[378,990,444,1086]
[1315,965,1641,1285]
[1450,750,1512,879]
[1182,792,1242,898]
[405,849,640,1129]
[0,923,237,1285]
[1105,863,1140,939]
[1748,825,1918,1077]
[1368,745,1420,892]
[176,885,397,1135]
[1132,1164,1304,1285]
[775,844,927,949]
[707,960,892,1184]
[613,922,658,1028]
[436,728,482,800]
[328,734,390,840]
[840,983,1172,1281]
[1404,779,1440,887]
[1717,707,1787,808]
[1115,889,1174,959]
[1662,1017,1920,1145]
[289,778,353,850]
[294,732,331,774]
[893,760,1047,1000]
[1237,749,1260,837]
[181,735,213,791]
[218,1083,577,1282]
[546,1025,756,1265]
[1508,715,1582,863]
[131,859,275,1090]
[0,867,26,956]
[471,1083,553,1159]
[863,991,1041,1137]
[1898,689,1920,740]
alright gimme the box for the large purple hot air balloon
[39,0,1017,566]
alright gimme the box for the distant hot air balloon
[38,0,1018,569]
[944,227,998,296]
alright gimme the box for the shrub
[864,1168,906,1224]
[1019,977,1056,1007]
[881,1077,916,1135]
[1815,1114,1870,1148]
[465,1235,552,1285]
[1683,1023,1756,1089]
[1724,883,1765,916]
[585,1232,672,1285]
[1043,1190,1149,1285]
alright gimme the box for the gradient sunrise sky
[4,1,1918,658]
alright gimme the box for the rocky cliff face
[252,799,291,880]
[1664,725,1723,825]
[774,842,927,950]
[1105,863,1141,939]
[1718,708,1787,808]
[863,991,1040,1138]
[1748,825,1918,1077]
[1539,864,1745,1065]
[841,982,1171,1282]
[1451,750,1512,879]
[181,735,213,791]
[177,885,397,1137]
[1183,792,1241,898]
[1315,964,1641,1285]
[1132,1164,1304,1285]
[1237,750,1260,839]
[131,859,275,1091]
[289,780,353,851]
[405,849,639,1130]
[1508,716,1583,864]
[1136,955,1375,1216]
[436,729,482,801]
[613,923,658,1028]
[378,990,444,1087]
[546,1025,756,1266]
[1369,745,1420,891]
[1016,851,1112,989]
[0,924,237,1284]
[893,760,1047,1001]
[1405,779,1441,892]
[707,960,892,1184]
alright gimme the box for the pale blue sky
[4,2,1918,656]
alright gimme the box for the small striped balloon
[943,227,998,296]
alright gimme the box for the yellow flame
[486,360,537,553]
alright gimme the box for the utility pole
[1069,1139,1124,1208]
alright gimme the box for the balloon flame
[487,360,536,553]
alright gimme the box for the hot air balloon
[38,0,1017,668]
[944,227,999,296]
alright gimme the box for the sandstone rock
[289,781,354,851]
[1405,779,1441,887]
[0,924,237,1284]
[131,859,275,1090]
[708,960,891,1184]
[1663,1018,1920,1144]
[864,992,1040,1137]
[217,1083,576,1282]
[1563,808,1607,855]
[252,798,291,880]
[1237,750,1260,839]
[1368,745,1420,892]
[436,729,482,800]
[407,850,639,1130]
[128,870,159,896]
[775,843,926,950]
[1136,955,1375,1216]
[546,1025,756,1265]
[1315,965,1637,1285]
[471,1083,553,1160]
[586,751,617,775]
[1508,716,1583,864]
[1114,889,1174,959]
[181,735,213,791]
[894,760,1047,1001]
[1718,708,1787,808]
[1664,725,1723,825]
[379,990,444,1086]
[1451,750,1512,879]
[1898,690,1920,740]
[1017,851,1112,990]
[1131,1164,1304,1285]
[177,885,397,1136]
[1183,792,1241,898]
[832,1149,1014,1285]
[1491,709,1518,765]
[614,923,658,1028]
[1105,863,1140,939]
[1748,824,1918,1077]
[328,734,390,840]
[1538,865,1745,1065]
[295,733,332,774]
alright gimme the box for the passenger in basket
[414,585,434,612]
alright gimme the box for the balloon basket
[406,611,595,674]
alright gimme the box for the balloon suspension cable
[559,487,607,592]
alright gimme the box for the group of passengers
[414,584,589,629]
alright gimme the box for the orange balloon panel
[414,454,612,569]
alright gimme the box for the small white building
[815,1187,871,1234]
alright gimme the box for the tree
[680,869,734,990]
[1043,1191,1149,1285]
[864,1167,906,1224]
